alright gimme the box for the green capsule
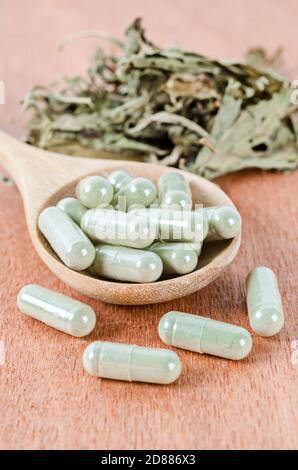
[158,172,192,209]
[129,208,208,243]
[83,341,182,384]
[204,206,241,241]
[246,267,284,337]
[38,207,95,271]
[107,170,133,193]
[189,242,203,256]
[89,244,163,283]
[57,197,87,225]
[76,175,113,208]
[149,242,198,275]
[17,284,96,337]
[158,311,252,360]
[116,177,157,210]
[81,208,157,249]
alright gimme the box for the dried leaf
[24,18,298,179]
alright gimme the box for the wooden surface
[0,0,298,450]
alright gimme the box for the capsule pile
[38,170,242,283]
[25,170,284,386]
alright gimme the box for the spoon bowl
[0,130,241,304]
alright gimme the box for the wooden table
[0,0,297,450]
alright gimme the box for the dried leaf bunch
[24,18,298,179]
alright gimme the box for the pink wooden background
[0,0,298,450]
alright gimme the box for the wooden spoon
[0,130,241,305]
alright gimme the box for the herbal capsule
[83,341,182,384]
[38,207,95,270]
[129,208,208,242]
[17,284,96,337]
[204,206,241,241]
[158,311,252,360]
[189,242,203,256]
[81,208,157,249]
[76,175,113,208]
[89,244,163,283]
[246,267,284,336]
[107,170,133,193]
[116,177,157,210]
[158,172,192,209]
[57,197,87,225]
[149,242,198,275]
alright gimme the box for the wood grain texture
[0,0,298,450]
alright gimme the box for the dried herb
[24,18,298,179]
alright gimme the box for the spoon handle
[0,130,31,190]
[0,129,115,197]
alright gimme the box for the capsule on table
[246,266,284,337]
[158,172,192,210]
[83,341,182,384]
[107,170,133,193]
[158,311,252,360]
[89,244,163,283]
[76,175,113,208]
[115,177,157,210]
[38,207,95,271]
[129,208,208,243]
[204,206,241,241]
[149,242,198,276]
[81,208,157,249]
[17,284,96,337]
[57,197,87,225]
